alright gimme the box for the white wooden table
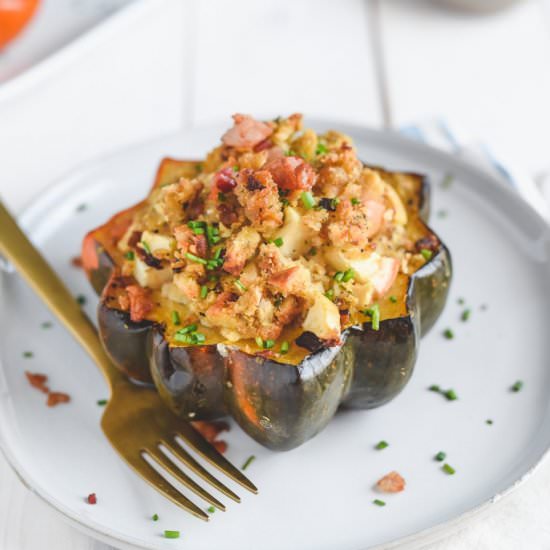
[1,0,550,548]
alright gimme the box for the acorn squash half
[82,158,451,451]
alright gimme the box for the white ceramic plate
[1,123,550,550]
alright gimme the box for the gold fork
[0,200,257,521]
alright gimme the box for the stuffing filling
[112,114,435,361]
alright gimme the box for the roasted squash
[82,116,451,451]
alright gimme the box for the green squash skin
[341,245,451,410]
[98,302,154,384]
[222,344,353,451]
[150,331,226,421]
[86,171,452,451]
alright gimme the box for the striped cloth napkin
[400,119,550,221]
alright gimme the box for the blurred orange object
[0,0,40,50]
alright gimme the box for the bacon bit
[253,137,273,152]
[266,156,317,191]
[214,167,237,193]
[222,114,273,149]
[87,493,97,505]
[191,420,230,454]
[127,230,143,248]
[71,256,83,268]
[376,471,406,493]
[25,371,49,394]
[217,202,239,226]
[125,285,154,322]
[47,392,71,407]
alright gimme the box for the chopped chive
[375,440,389,450]
[281,197,290,207]
[486,419,493,425]
[192,227,205,235]
[342,268,355,282]
[76,294,87,306]
[187,220,206,228]
[23,351,33,358]
[308,246,317,256]
[171,311,181,326]
[442,463,456,475]
[124,251,135,260]
[207,505,216,513]
[443,328,454,340]
[429,384,441,392]
[435,451,446,462]
[232,165,239,172]
[234,279,247,292]
[444,389,458,401]
[192,332,206,344]
[97,399,108,406]
[389,295,397,303]
[185,252,207,265]
[280,341,290,354]
[440,173,454,189]
[324,288,335,301]
[461,309,471,322]
[200,285,208,299]
[76,203,87,212]
[141,241,151,255]
[255,336,263,348]
[272,237,284,247]
[315,143,328,155]
[457,297,465,305]
[214,248,223,260]
[373,499,386,507]
[351,197,361,206]
[164,530,180,539]
[41,321,53,329]
[420,248,433,261]
[334,271,344,282]
[363,304,380,331]
[152,513,159,521]
[176,323,197,335]
[241,455,256,470]
[264,339,275,349]
[300,191,316,210]
[511,380,523,392]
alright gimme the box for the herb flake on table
[486,419,493,425]
[152,513,159,521]
[375,440,389,450]
[461,309,471,322]
[443,328,454,340]
[41,321,53,329]
[440,174,454,189]
[373,499,386,507]
[442,463,456,475]
[76,294,87,306]
[241,455,256,471]
[511,380,523,392]
[97,399,108,406]
[164,530,180,539]
[23,351,33,358]
[207,506,216,514]
[76,203,87,212]
[435,451,446,462]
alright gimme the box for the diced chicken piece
[266,155,316,191]
[268,265,311,297]
[222,114,273,149]
[377,471,405,493]
[234,170,283,232]
[126,284,154,322]
[223,226,261,275]
[133,255,172,289]
[302,293,341,341]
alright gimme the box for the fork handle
[0,200,122,390]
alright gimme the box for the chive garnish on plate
[442,463,456,475]
[164,530,180,539]
[511,380,523,392]
[171,311,181,326]
[152,513,159,521]
[300,191,315,210]
[375,440,389,450]
[373,499,386,507]
[435,451,446,462]
[443,328,454,340]
[241,455,256,471]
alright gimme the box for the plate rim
[1,120,550,550]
